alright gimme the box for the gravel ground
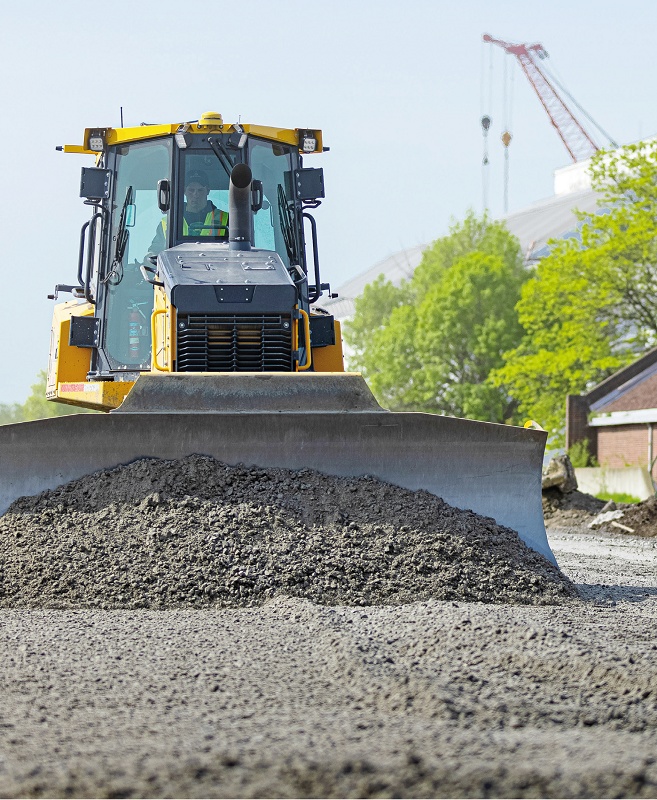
[0,466,656,797]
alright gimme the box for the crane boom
[483,33,600,163]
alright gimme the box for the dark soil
[542,487,605,522]
[612,495,657,537]
[544,486,657,538]
[0,455,577,609]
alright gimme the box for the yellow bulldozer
[0,112,554,563]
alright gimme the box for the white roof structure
[324,159,603,322]
[320,244,426,321]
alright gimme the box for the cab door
[94,138,172,376]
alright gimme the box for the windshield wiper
[104,185,133,286]
[278,183,299,264]
[207,137,233,176]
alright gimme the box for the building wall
[566,394,594,454]
[596,424,656,478]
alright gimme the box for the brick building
[566,347,657,478]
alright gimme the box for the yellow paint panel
[56,381,134,411]
[62,144,96,155]
[105,124,179,145]
[47,302,134,411]
[150,287,175,372]
[62,119,324,152]
[311,321,344,372]
[47,302,94,399]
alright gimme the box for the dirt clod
[0,455,576,609]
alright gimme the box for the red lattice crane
[483,33,613,163]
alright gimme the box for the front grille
[176,314,293,372]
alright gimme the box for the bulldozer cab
[53,116,328,388]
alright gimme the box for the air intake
[176,314,293,372]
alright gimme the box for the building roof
[323,188,603,321]
[321,244,426,320]
[501,188,602,263]
[588,347,657,413]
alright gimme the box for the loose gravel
[0,455,575,608]
[0,460,656,797]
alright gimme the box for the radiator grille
[176,314,293,372]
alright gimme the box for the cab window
[177,153,231,242]
[249,140,295,266]
[103,138,172,369]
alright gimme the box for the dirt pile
[0,455,577,609]
[544,486,657,537]
[596,496,657,538]
[542,487,605,523]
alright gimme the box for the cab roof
[60,111,323,155]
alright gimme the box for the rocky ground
[0,460,656,798]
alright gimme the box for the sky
[1,0,656,404]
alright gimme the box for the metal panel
[69,316,100,348]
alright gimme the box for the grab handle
[150,309,168,372]
[297,309,313,371]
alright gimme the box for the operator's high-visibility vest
[161,207,229,238]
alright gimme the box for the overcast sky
[1,0,655,404]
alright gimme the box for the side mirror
[80,167,111,200]
[157,179,170,213]
[285,168,325,201]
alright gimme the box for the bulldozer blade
[0,374,553,563]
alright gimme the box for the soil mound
[542,487,606,525]
[600,495,657,538]
[0,456,577,608]
[544,486,657,537]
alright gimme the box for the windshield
[176,151,232,243]
[169,138,297,266]
[249,139,296,267]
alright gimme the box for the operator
[148,169,229,254]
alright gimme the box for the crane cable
[501,52,514,214]
[480,41,493,212]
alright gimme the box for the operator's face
[185,182,209,213]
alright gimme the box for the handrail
[302,212,321,303]
[77,219,91,287]
[150,309,169,371]
[83,211,106,304]
[297,309,313,371]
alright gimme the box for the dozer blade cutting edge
[0,373,555,565]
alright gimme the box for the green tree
[492,140,657,445]
[0,402,23,425]
[345,212,528,422]
[0,371,83,425]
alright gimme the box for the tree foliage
[0,371,83,424]
[344,212,528,422]
[492,140,657,444]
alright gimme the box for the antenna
[120,107,124,128]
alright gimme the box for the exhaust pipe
[229,163,252,251]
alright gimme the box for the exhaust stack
[229,163,252,251]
